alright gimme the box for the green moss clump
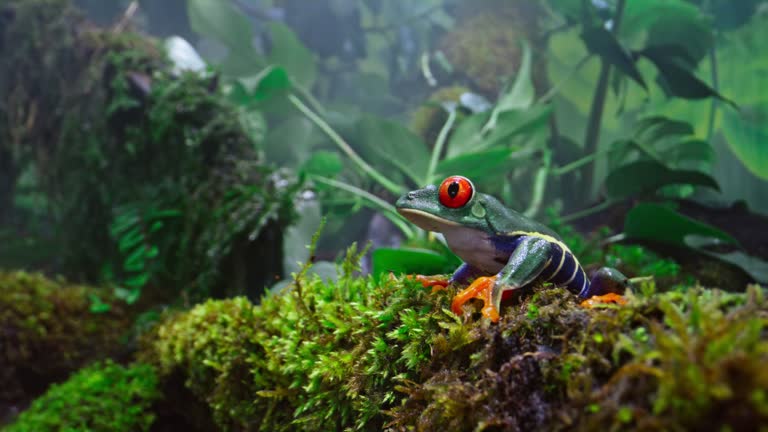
[4,360,159,432]
[0,271,130,401]
[139,245,453,430]
[138,245,768,431]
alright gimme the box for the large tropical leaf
[605,160,719,199]
[721,104,768,181]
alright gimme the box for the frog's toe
[411,274,450,292]
[579,293,628,308]
[451,276,500,322]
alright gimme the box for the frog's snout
[406,192,416,200]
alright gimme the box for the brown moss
[0,271,131,401]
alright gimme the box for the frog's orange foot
[451,276,500,322]
[580,293,628,308]
[409,275,451,293]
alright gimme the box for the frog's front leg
[413,263,485,293]
[451,236,551,322]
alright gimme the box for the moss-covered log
[0,0,299,299]
[133,249,768,431]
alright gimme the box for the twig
[113,1,139,33]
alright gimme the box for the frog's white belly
[441,225,506,274]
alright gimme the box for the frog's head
[396,176,504,234]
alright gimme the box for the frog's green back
[481,195,561,240]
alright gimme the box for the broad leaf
[641,50,737,107]
[606,160,719,199]
[264,117,315,166]
[301,151,343,178]
[581,26,647,90]
[357,116,430,186]
[685,235,768,283]
[187,0,260,75]
[623,203,737,247]
[722,104,768,180]
[372,248,457,278]
[435,148,518,182]
[446,105,551,157]
[267,23,317,89]
[495,40,534,112]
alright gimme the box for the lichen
[4,360,159,432]
[138,245,768,431]
[0,271,131,402]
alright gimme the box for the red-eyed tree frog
[396,175,628,322]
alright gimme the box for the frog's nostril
[407,192,415,199]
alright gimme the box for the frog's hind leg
[451,236,551,322]
[579,267,630,307]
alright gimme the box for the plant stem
[706,41,720,142]
[581,0,627,200]
[560,199,618,223]
[523,151,551,218]
[425,108,456,184]
[289,94,404,195]
[311,176,415,238]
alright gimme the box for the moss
[0,271,131,401]
[4,360,159,432]
[138,244,768,431]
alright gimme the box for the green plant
[5,361,159,432]
[0,271,131,401]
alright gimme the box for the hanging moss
[137,245,768,431]
[0,271,131,402]
[4,360,159,432]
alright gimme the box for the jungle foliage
[0,0,301,305]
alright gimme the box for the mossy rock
[0,271,131,401]
[4,360,159,432]
[138,247,768,431]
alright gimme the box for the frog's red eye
[438,176,474,208]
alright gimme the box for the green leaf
[722,104,768,180]
[623,203,737,248]
[685,235,768,283]
[581,26,647,90]
[635,116,694,142]
[88,294,111,314]
[446,105,551,157]
[372,248,457,278]
[640,50,736,107]
[435,148,517,182]
[264,117,315,166]
[495,40,534,112]
[301,151,343,177]
[123,247,147,272]
[266,23,317,89]
[118,227,144,253]
[664,139,713,164]
[606,160,719,199]
[187,0,261,75]
[114,286,142,305]
[242,66,292,102]
[124,273,150,290]
[623,0,713,63]
[357,115,430,186]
